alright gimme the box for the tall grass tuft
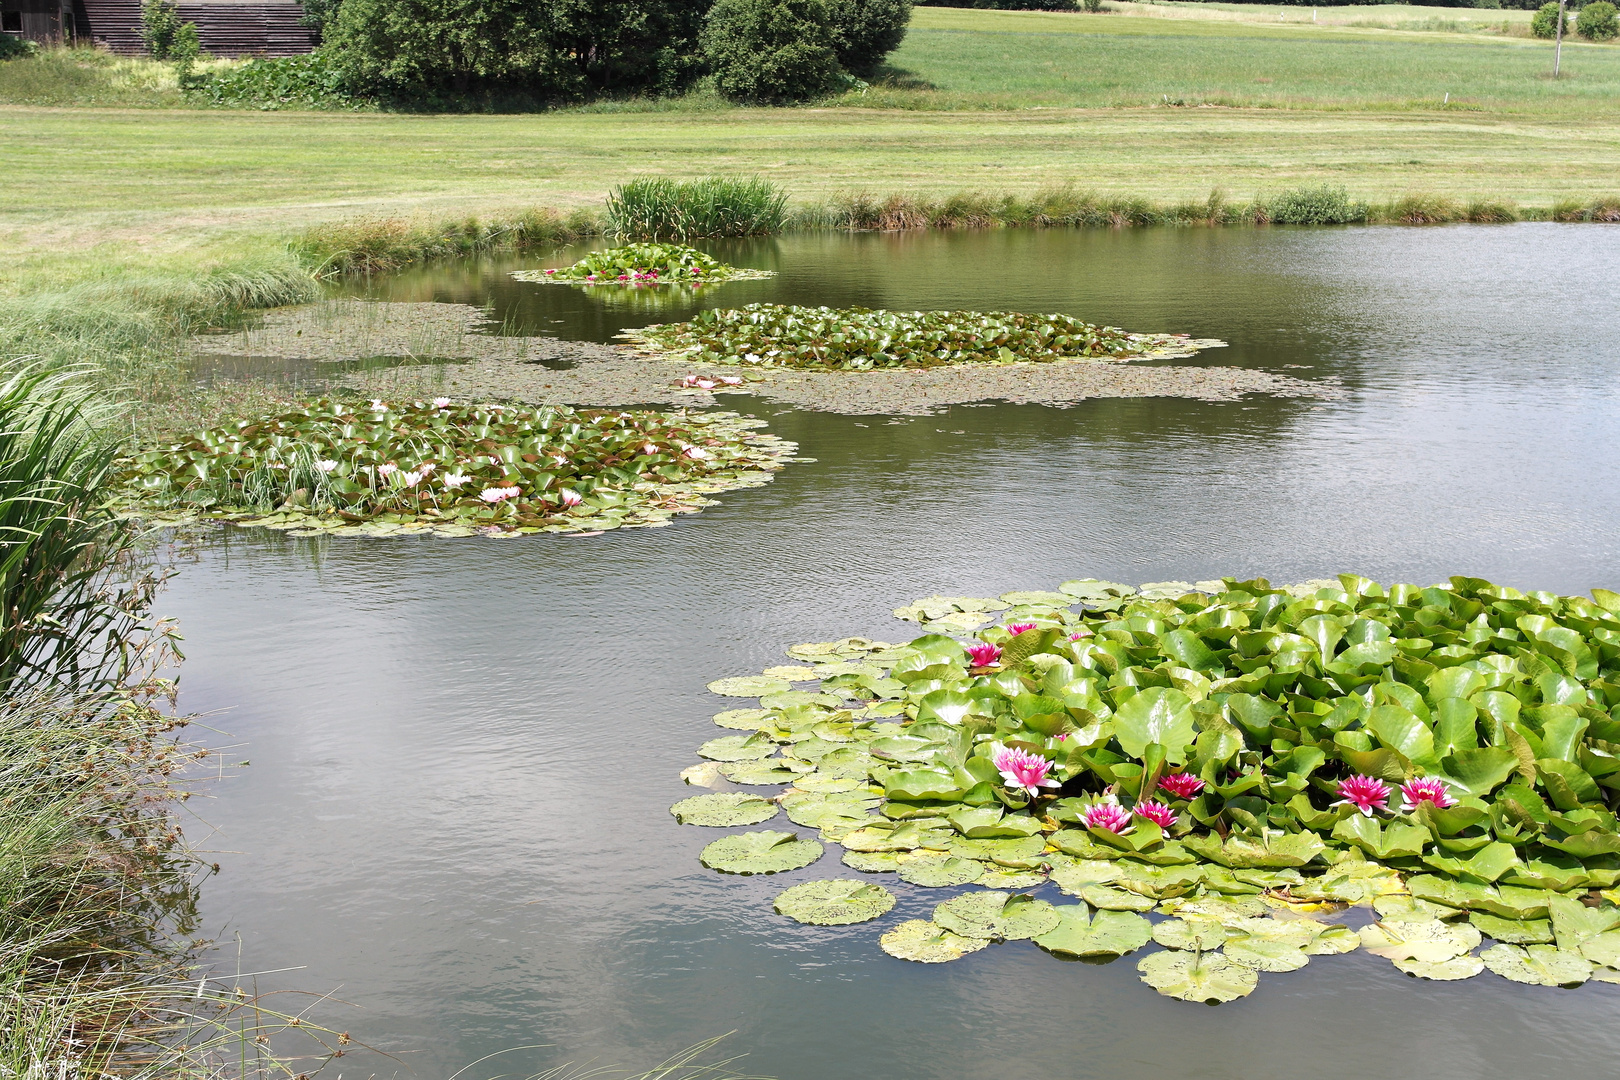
[295,208,601,275]
[606,177,788,241]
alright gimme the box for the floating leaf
[896,855,984,888]
[762,665,818,681]
[1034,906,1152,959]
[773,880,896,925]
[1079,885,1158,912]
[843,850,902,873]
[1137,950,1259,1003]
[669,793,780,827]
[1394,955,1485,980]
[1481,943,1592,987]
[699,830,823,875]
[707,676,793,698]
[719,760,807,785]
[697,732,777,762]
[1468,913,1554,944]
[1153,919,1233,951]
[1224,936,1311,972]
[713,708,771,730]
[1360,920,1482,963]
[880,920,992,963]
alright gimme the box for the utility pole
[1554,0,1567,78]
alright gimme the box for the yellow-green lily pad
[700,830,823,875]
[1137,950,1258,1003]
[773,879,896,925]
[879,920,992,963]
[669,792,780,827]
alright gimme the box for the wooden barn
[1,0,316,56]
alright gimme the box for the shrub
[606,175,788,239]
[916,0,1075,9]
[544,0,712,97]
[1531,1,1563,36]
[1265,184,1368,225]
[0,34,37,59]
[828,0,911,77]
[1577,0,1617,37]
[196,51,364,109]
[300,0,343,39]
[702,0,846,104]
[139,0,182,57]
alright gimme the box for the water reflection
[174,225,1620,1080]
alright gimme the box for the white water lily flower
[480,485,520,503]
[442,472,469,490]
[377,463,398,477]
[433,397,452,408]
[683,445,709,460]
[418,461,436,475]
[369,399,386,410]
[559,489,583,507]
[400,470,424,487]
[314,459,338,473]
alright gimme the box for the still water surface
[171,225,1618,1080]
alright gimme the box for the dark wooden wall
[74,0,316,56]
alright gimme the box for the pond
[168,224,1620,1080]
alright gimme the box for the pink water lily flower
[1334,775,1393,817]
[1005,622,1037,636]
[1068,628,1093,640]
[544,268,556,275]
[377,463,398,477]
[558,489,584,507]
[1082,797,1134,835]
[433,397,452,408]
[991,744,1060,798]
[418,462,436,475]
[1400,777,1457,812]
[480,485,520,503]
[966,642,1002,668]
[1157,772,1206,800]
[719,375,744,386]
[1135,800,1177,829]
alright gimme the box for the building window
[2,11,24,34]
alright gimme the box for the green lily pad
[879,920,993,963]
[1468,913,1554,944]
[1360,919,1482,963]
[843,850,902,873]
[934,891,1016,940]
[699,830,823,875]
[697,732,777,761]
[762,665,819,681]
[977,867,1051,890]
[713,708,771,730]
[707,676,793,698]
[773,880,896,925]
[897,855,984,888]
[792,772,865,793]
[1395,955,1485,980]
[1078,885,1158,912]
[1481,943,1592,987]
[1224,936,1311,972]
[1137,950,1259,1003]
[719,760,808,785]
[1034,905,1152,959]
[1153,919,1234,951]
[1159,895,1271,920]
[669,792,780,827]
[1000,895,1064,940]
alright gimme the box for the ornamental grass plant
[606,177,790,241]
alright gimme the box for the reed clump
[605,176,789,241]
[294,208,602,276]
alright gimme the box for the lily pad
[762,665,819,681]
[897,855,984,888]
[697,732,777,761]
[1153,919,1234,951]
[773,880,896,925]
[707,676,793,698]
[1481,943,1592,987]
[1034,905,1152,959]
[1395,955,1486,981]
[700,830,823,875]
[977,867,1051,890]
[1137,950,1259,1004]
[720,760,809,785]
[843,850,902,873]
[713,708,771,730]
[1360,920,1482,963]
[1078,885,1158,912]
[879,920,993,963]
[1468,913,1554,944]
[669,792,780,827]
[1224,936,1311,973]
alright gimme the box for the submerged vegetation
[513,242,775,285]
[678,574,1620,1000]
[624,304,1216,371]
[115,398,797,537]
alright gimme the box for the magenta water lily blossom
[1134,800,1177,829]
[991,744,1060,798]
[965,642,1002,668]
[1334,775,1393,817]
[1400,777,1458,812]
[1158,772,1206,800]
[1005,622,1037,636]
[1081,797,1134,835]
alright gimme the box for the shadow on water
[174,224,1619,1080]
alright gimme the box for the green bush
[828,0,911,77]
[702,0,846,104]
[1266,184,1368,225]
[915,0,1075,9]
[0,34,37,60]
[139,0,182,57]
[1532,1,1564,36]
[1577,0,1617,37]
[322,0,707,103]
[196,52,365,109]
[606,175,788,239]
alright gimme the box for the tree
[702,0,847,104]
[1577,0,1617,38]
[827,0,911,78]
[544,0,711,95]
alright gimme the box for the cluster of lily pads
[622,305,1216,372]
[672,574,1620,1001]
[115,398,796,538]
[511,243,774,286]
